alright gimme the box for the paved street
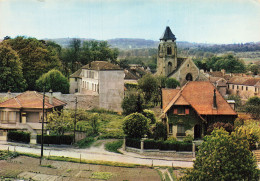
[0,141,193,168]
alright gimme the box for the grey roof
[160,26,176,41]
[81,61,122,71]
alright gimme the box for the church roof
[160,26,176,41]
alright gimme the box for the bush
[122,92,144,115]
[183,134,193,143]
[142,109,156,124]
[245,96,260,120]
[144,139,162,149]
[125,138,141,149]
[37,135,73,145]
[153,122,167,140]
[76,137,95,148]
[105,140,123,153]
[123,113,149,138]
[7,131,30,143]
[207,122,233,134]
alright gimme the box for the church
[156,26,206,85]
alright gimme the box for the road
[0,141,193,168]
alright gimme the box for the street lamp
[40,86,46,165]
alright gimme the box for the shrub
[125,138,141,149]
[105,140,123,153]
[37,135,73,145]
[144,139,162,149]
[183,134,193,143]
[76,137,95,148]
[142,109,156,124]
[207,122,233,134]
[7,131,30,143]
[122,92,144,115]
[153,122,167,140]
[123,113,149,138]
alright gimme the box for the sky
[0,0,260,44]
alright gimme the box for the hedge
[37,135,73,145]
[125,138,141,149]
[7,131,30,143]
[126,138,193,151]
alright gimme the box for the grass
[75,136,95,148]
[90,172,113,180]
[40,164,56,169]
[104,140,123,154]
[156,169,164,181]
[0,150,19,160]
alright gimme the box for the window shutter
[185,108,189,115]
[173,109,177,114]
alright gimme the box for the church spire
[160,26,176,41]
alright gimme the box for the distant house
[0,91,66,141]
[209,77,227,96]
[69,61,125,112]
[227,77,260,99]
[162,81,237,139]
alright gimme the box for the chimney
[221,69,225,76]
[213,89,217,109]
[49,89,53,105]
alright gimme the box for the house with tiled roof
[0,91,66,141]
[69,61,125,112]
[227,76,260,99]
[209,77,227,96]
[162,81,237,139]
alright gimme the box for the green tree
[153,122,167,140]
[165,78,180,88]
[138,73,158,102]
[180,129,260,181]
[0,42,27,92]
[121,92,144,115]
[47,110,73,135]
[6,36,62,90]
[36,69,70,93]
[142,109,156,124]
[123,113,149,138]
[245,96,260,120]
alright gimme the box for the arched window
[167,47,172,55]
[186,73,193,81]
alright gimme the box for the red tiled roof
[162,89,180,109]
[228,77,260,86]
[0,91,66,109]
[162,81,237,115]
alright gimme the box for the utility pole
[74,96,78,144]
[40,86,45,165]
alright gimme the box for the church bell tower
[156,26,177,76]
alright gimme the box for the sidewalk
[0,141,194,168]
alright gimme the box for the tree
[180,129,260,181]
[207,122,233,134]
[36,69,70,93]
[123,113,149,138]
[47,110,73,135]
[226,94,242,109]
[0,42,27,92]
[6,36,62,90]
[245,96,260,120]
[121,92,144,115]
[153,122,167,140]
[138,73,158,102]
[165,78,180,88]
[142,109,156,124]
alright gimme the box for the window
[177,125,185,136]
[237,85,239,89]
[9,112,16,122]
[232,85,234,89]
[228,84,229,89]
[0,111,16,122]
[0,111,8,121]
[242,86,243,90]
[246,86,248,91]
[169,124,173,134]
[177,107,185,115]
[255,88,257,92]
[167,47,172,55]
[75,89,78,93]
[185,108,190,115]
